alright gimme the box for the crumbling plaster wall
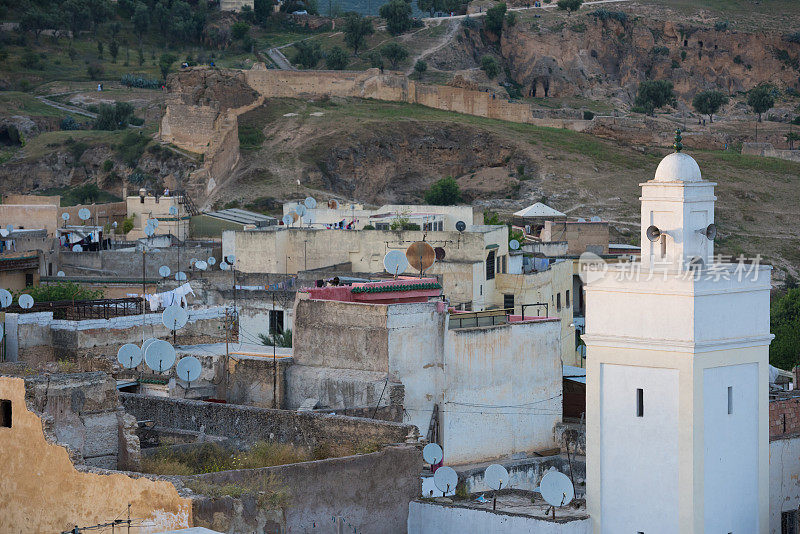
[0,375,191,533]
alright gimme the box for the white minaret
[583,133,772,533]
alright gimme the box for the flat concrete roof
[176,342,292,359]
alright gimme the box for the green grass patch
[238,124,267,149]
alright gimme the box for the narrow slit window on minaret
[660,235,667,258]
[636,389,644,417]
[728,386,733,415]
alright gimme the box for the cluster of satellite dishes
[422,442,575,517]
[0,223,14,238]
[283,197,317,227]
[116,303,202,390]
[155,255,234,282]
[0,288,34,310]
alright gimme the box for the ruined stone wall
[188,444,421,534]
[159,103,219,154]
[0,375,191,533]
[119,393,415,450]
[742,142,800,163]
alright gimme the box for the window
[728,386,733,415]
[464,302,472,311]
[565,290,571,308]
[636,389,644,417]
[783,511,797,534]
[501,255,507,274]
[486,251,495,280]
[269,310,284,334]
[25,273,33,287]
[0,400,10,428]
[556,293,562,312]
[503,294,514,313]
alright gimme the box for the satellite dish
[141,337,158,354]
[61,212,70,221]
[645,225,661,242]
[484,464,510,491]
[72,244,83,252]
[590,216,601,222]
[423,443,443,465]
[227,254,236,264]
[117,343,143,369]
[78,208,91,221]
[56,271,65,277]
[699,223,717,241]
[112,221,117,228]
[539,470,575,508]
[158,265,171,278]
[328,199,339,210]
[433,466,458,495]
[175,271,187,281]
[144,339,176,373]
[220,262,230,271]
[577,218,586,222]
[509,239,520,250]
[18,294,34,309]
[144,225,155,237]
[195,260,208,271]
[176,356,202,383]
[304,196,317,209]
[282,214,293,226]
[0,229,8,238]
[189,258,198,267]
[149,218,159,229]
[169,206,178,216]
[162,304,189,330]
[383,250,410,275]
[5,224,12,233]
[207,256,217,266]
[406,241,436,273]
[434,247,446,261]
[0,289,12,308]
[296,204,307,217]
[455,221,466,232]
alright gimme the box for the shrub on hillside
[121,73,160,89]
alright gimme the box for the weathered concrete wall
[742,142,800,163]
[285,365,395,411]
[159,104,219,154]
[23,372,136,469]
[458,453,584,494]
[0,204,58,236]
[541,220,609,255]
[443,319,562,464]
[189,444,421,534]
[119,393,415,450]
[554,421,586,457]
[770,435,800,534]
[59,245,219,278]
[407,501,591,534]
[0,376,191,533]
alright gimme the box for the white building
[583,144,772,532]
[282,202,477,232]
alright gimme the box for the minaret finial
[673,129,683,153]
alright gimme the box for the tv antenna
[328,199,339,210]
[56,271,65,277]
[433,466,458,497]
[220,262,230,271]
[538,469,575,520]
[509,239,520,251]
[195,260,208,271]
[158,265,171,279]
[117,343,142,369]
[175,271,187,281]
[72,245,83,252]
[423,443,443,466]
[176,356,202,395]
[455,221,466,232]
[383,250,409,278]
[78,208,91,221]
[207,256,217,266]
[304,196,317,209]
[484,464,509,511]
[590,216,601,222]
[141,337,158,355]
[162,304,188,345]
[144,339,176,373]
[61,212,70,226]
[144,225,155,238]
[0,289,11,308]
[18,294,34,309]
[282,213,293,227]
[406,241,436,277]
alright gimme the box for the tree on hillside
[748,84,775,123]
[325,46,349,70]
[158,53,176,81]
[634,79,676,116]
[232,21,250,40]
[87,0,114,35]
[786,131,800,150]
[557,0,583,15]
[692,90,728,123]
[20,7,53,43]
[418,0,437,17]
[770,288,800,371]
[484,2,507,37]
[424,177,462,205]
[131,2,150,45]
[380,0,412,36]
[343,13,373,56]
[109,40,119,63]
[293,40,322,68]
[481,55,499,79]
[381,42,408,69]
[414,59,427,77]
[63,0,91,41]
[368,50,384,70]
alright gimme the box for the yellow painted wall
[0,376,192,533]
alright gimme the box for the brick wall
[770,397,800,439]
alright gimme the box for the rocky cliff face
[167,67,260,110]
[486,16,800,102]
